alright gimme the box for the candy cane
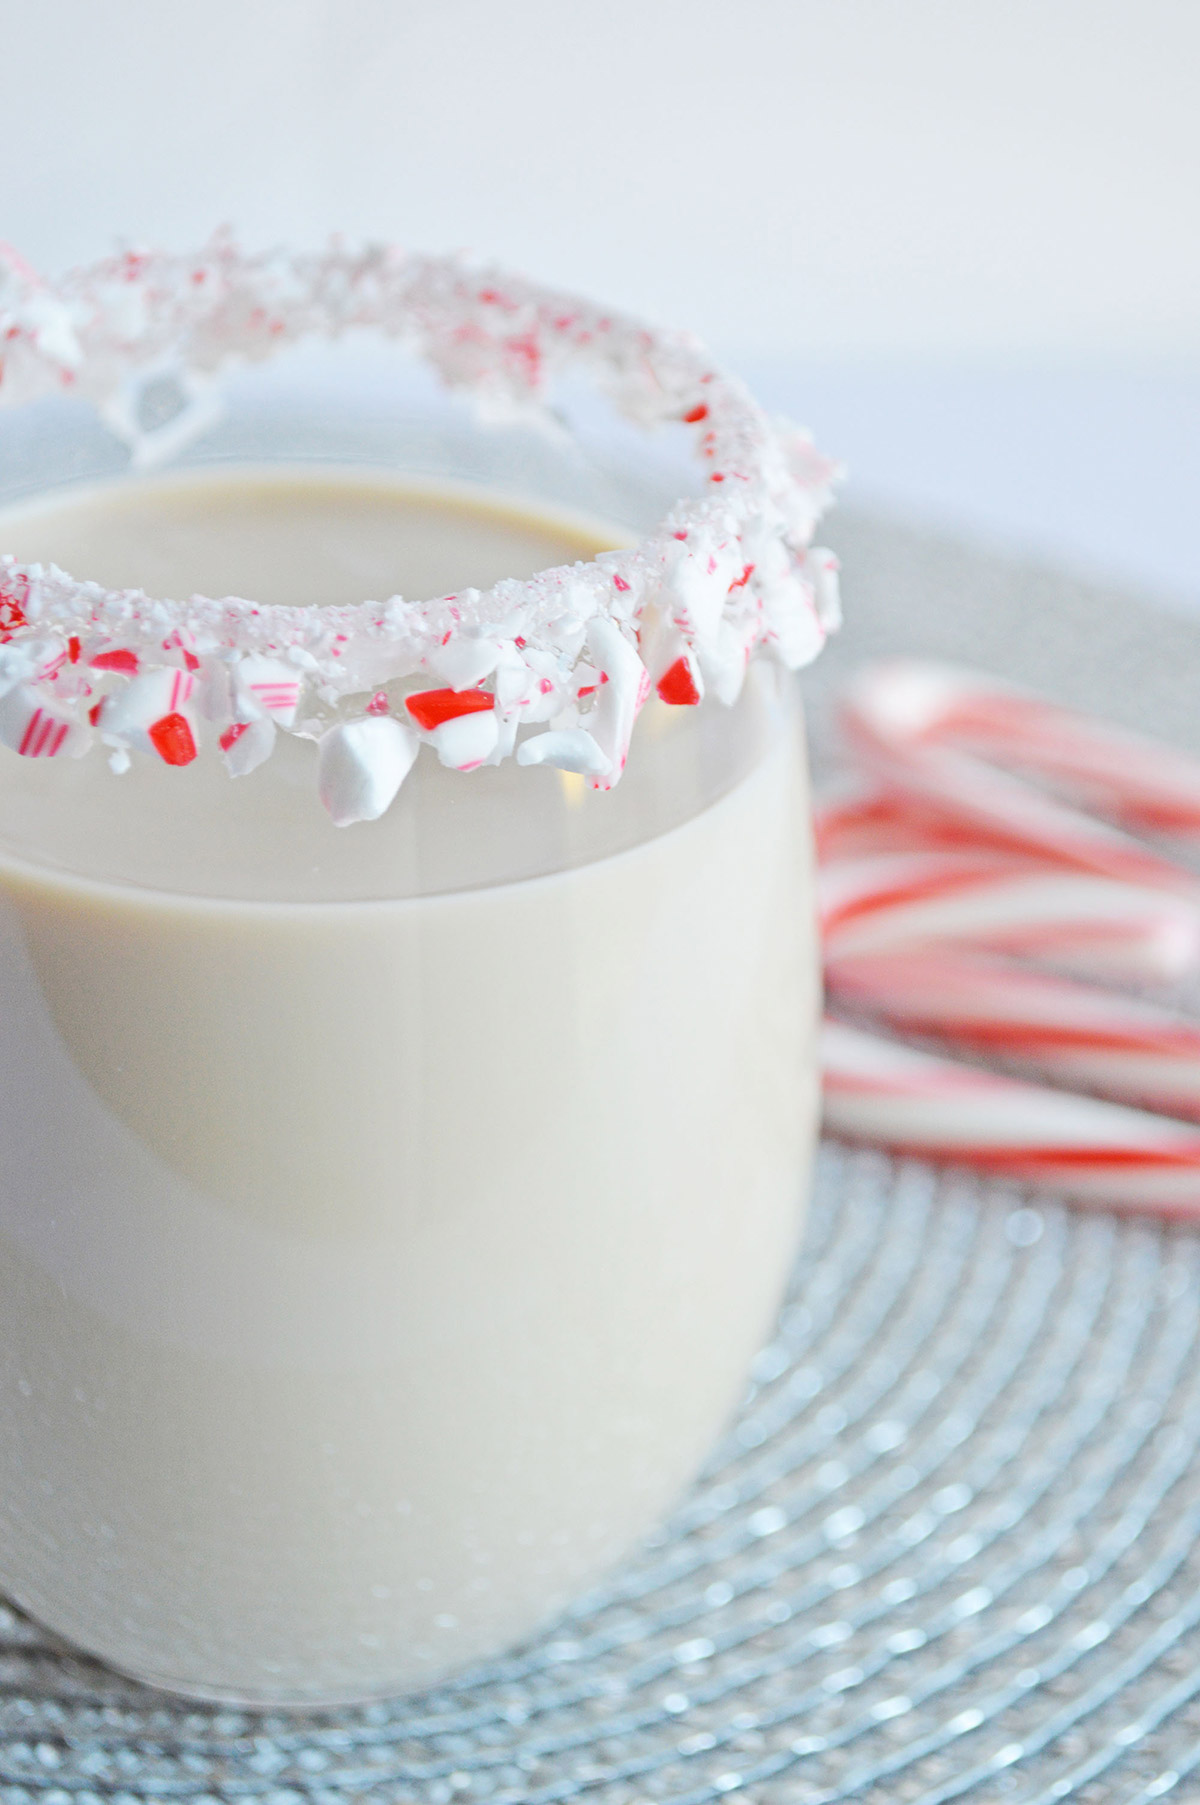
[826,948,1200,1123]
[819,850,1200,981]
[842,664,1200,894]
[844,659,1200,840]
[820,664,1200,1212]
[816,784,1049,862]
[821,1020,1200,1216]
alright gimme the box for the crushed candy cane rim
[0,236,841,821]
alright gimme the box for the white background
[3,0,1199,600]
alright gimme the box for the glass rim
[0,235,840,821]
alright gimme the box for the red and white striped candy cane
[815,784,1028,862]
[819,850,1200,981]
[842,663,1200,894]
[821,1019,1200,1216]
[826,947,1200,1123]
[844,659,1200,840]
[819,664,1200,1212]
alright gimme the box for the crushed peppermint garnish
[90,647,140,674]
[0,576,29,641]
[656,655,703,708]
[0,236,841,824]
[148,711,197,766]
[405,687,497,732]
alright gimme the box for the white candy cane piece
[431,707,499,771]
[516,728,611,777]
[0,633,65,696]
[220,717,276,777]
[0,684,90,759]
[199,658,235,722]
[584,616,649,789]
[696,617,753,705]
[430,634,501,692]
[822,1019,1200,1215]
[495,647,561,722]
[819,851,1200,981]
[317,716,419,826]
[758,562,825,672]
[850,659,1200,840]
[96,666,198,765]
[806,546,842,633]
[638,606,705,707]
[843,664,1197,894]
[7,286,82,372]
[235,655,303,727]
[827,947,1200,1122]
[660,535,743,653]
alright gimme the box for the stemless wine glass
[0,242,837,1704]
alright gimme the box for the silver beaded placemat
[5,511,1200,1805]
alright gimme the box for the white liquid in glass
[0,469,819,1703]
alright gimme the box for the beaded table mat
[5,511,1200,1804]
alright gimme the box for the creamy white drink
[0,469,820,1704]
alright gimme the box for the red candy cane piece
[656,654,703,707]
[148,712,197,766]
[90,647,141,675]
[821,1020,1200,1216]
[405,687,495,732]
[827,947,1200,1123]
